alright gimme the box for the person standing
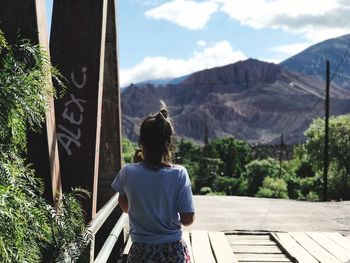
[112,103,195,263]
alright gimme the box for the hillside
[121,59,350,144]
[280,34,350,90]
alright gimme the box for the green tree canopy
[207,137,252,178]
[305,115,350,200]
[241,158,282,196]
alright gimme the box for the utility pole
[323,60,330,202]
[279,133,284,178]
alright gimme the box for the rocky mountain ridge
[121,59,350,145]
[280,34,350,90]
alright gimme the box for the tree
[207,137,252,178]
[175,139,201,190]
[122,137,137,163]
[305,115,350,200]
[241,158,282,196]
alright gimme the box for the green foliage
[305,115,350,200]
[0,31,89,262]
[122,137,138,163]
[306,191,320,201]
[175,139,201,189]
[256,177,288,199]
[0,152,51,262]
[0,31,65,153]
[241,158,282,196]
[196,157,222,193]
[44,189,92,262]
[200,186,212,195]
[213,176,240,195]
[171,117,350,201]
[206,137,252,177]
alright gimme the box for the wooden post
[98,0,123,213]
[50,0,108,219]
[323,61,330,202]
[0,0,62,204]
[95,0,124,257]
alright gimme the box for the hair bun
[159,100,168,118]
[160,109,168,118]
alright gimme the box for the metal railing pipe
[88,193,120,235]
[94,213,128,263]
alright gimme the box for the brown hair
[139,102,175,168]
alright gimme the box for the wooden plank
[307,232,350,262]
[226,234,271,240]
[208,232,238,263]
[236,253,291,262]
[183,231,194,263]
[227,239,275,246]
[191,230,216,263]
[323,232,350,254]
[233,245,281,253]
[289,232,341,263]
[272,233,318,263]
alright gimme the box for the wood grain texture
[208,232,238,263]
[191,230,216,263]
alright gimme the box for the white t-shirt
[111,162,195,244]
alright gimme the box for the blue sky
[46,0,350,86]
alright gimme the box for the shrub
[256,177,288,199]
[200,186,212,195]
[213,176,240,195]
[242,158,281,196]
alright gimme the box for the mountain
[128,75,189,88]
[280,34,350,90]
[121,59,350,145]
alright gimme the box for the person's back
[113,162,193,244]
[112,102,195,263]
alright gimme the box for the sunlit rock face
[122,58,350,145]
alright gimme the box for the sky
[46,0,350,87]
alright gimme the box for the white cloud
[120,41,246,86]
[197,40,207,47]
[216,0,350,42]
[146,0,350,42]
[145,0,219,30]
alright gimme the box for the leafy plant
[0,30,65,153]
[304,115,350,200]
[122,137,138,164]
[0,30,89,262]
[256,176,288,199]
[43,189,92,262]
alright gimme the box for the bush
[200,186,212,195]
[241,158,282,196]
[306,191,320,202]
[122,137,137,163]
[256,177,289,199]
[213,176,240,195]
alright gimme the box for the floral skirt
[127,239,191,263]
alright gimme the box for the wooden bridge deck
[122,231,350,263]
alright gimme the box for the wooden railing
[88,193,128,263]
